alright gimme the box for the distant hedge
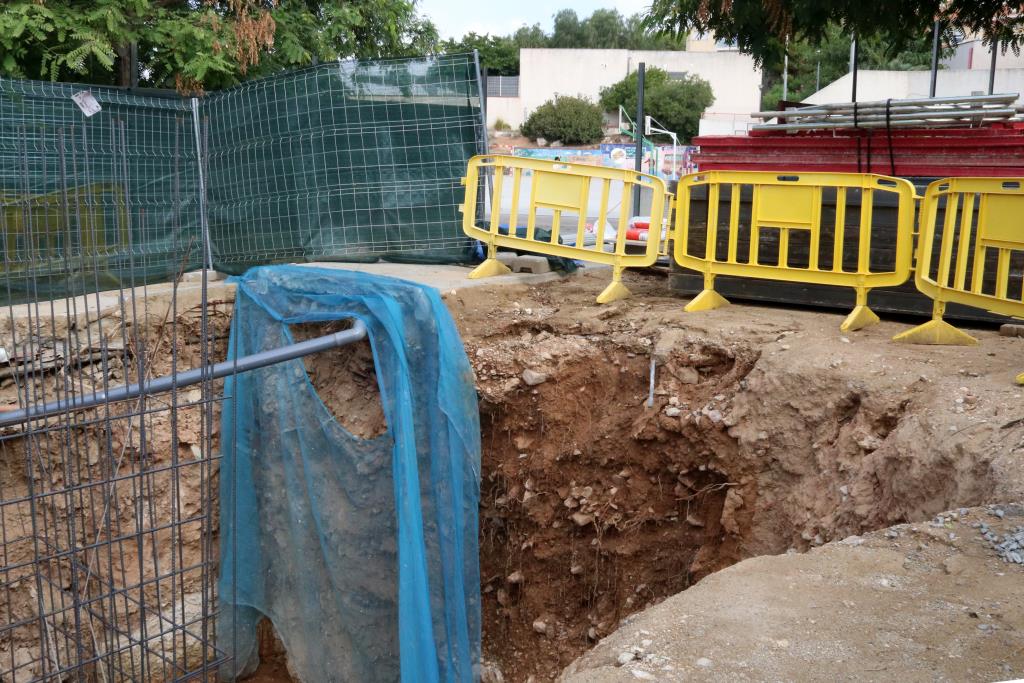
[521,95,604,145]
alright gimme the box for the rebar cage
[0,81,224,682]
[0,53,484,682]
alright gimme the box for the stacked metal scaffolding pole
[753,93,1021,132]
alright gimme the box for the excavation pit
[2,267,1022,682]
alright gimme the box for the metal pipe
[191,98,214,271]
[0,319,368,429]
[758,107,1017,124]
[989,40,998,95]
[752,116,1014,131]
[782,36,789,101]
[754,93,1017,118]
[930,20,941,97]
[758,104,1014,120]
[632,62,645,216]
[473,50,490,228]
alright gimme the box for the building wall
[806,69,1024,106]
[945,37,1024,71]
[486,96,525,129]
[486,48,762,133]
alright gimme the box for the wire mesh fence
[0,52,484,682]
[204,54,486,272]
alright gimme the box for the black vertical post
[989,40,998,95]
[929,20,940,97]
[632,62,645,215]
[851,39,859,102]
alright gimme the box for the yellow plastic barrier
[893,177,1024,383]
[673,170,917,331]
[461,154,667,303]
[2,184,126,268]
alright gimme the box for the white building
[486,46,762,136]
[804,69,1024,107]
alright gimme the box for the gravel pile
[972,506,1024,565]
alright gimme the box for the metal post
[782,53,789,101]
[930,20,940,97]
[473,50,488,154]
[989,40,998,95]
[472,50,490,229]
[851,39,859,102]
[190,98,214,272]
[816,51,821,92]
[782,35,789,101]
[632,62,645,215]
[0,321,368,429]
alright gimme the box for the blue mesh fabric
[218,265,480,682]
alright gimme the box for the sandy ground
[561,504,1024,682]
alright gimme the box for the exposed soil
[0,291,233,682]
[443,268,1024,682]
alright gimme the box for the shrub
[521,95,604,145]
[599,67,714,143]
[493,117,512,132]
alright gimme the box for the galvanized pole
[782,35,789,100]
[930,20,940,97]
[190,98,214,271]
[632,62,645,215]
[473,50,490,230]
[989,40,998,95]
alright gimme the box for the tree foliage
[760,23,949,107]
[0,0,439,92]
[643,0,1024,67]
[599,67,713,143]
[441,8,686,76]
[521,95,604,145]
[439,32,519,76]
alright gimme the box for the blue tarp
[219,265,480,682]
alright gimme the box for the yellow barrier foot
[892,319,979,345]
[684,289,730,313]
[840,305,880,332]
[1016,371,1024,386]
[596,280,631,304]
[467,258,512,279]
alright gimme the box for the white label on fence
[71,91,102,117]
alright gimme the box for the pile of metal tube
[753,93,1021,132]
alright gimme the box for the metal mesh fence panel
[202,54,486,272]
[0,78,222,681]
[0,79,203,308]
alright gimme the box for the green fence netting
[0,54,485,306]
[0,79,202,305]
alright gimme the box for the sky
[418,0,654,40]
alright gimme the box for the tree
[643,0,1024,67]
[759,23,948,108]
[550,9,588,49]
[0,0,439,93]
[511,24,548,49]
[442,8,685,77]
[440,32,518,76]
[521,95,604,145]
[599,67,713,142]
